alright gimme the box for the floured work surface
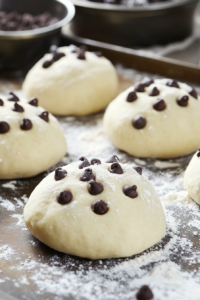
[1,67,200,300]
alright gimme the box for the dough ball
[184,149,200,205]
[104,78,200,158]
[23,46,119,116]
[0,93,67,179]
[24,155,166,259]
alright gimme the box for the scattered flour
[2,181,17,190]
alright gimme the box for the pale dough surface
[23,46,118,116]
[184,151,200,205]
[0,96,67,179]
[24,158,166,259]
[104,79,200,158]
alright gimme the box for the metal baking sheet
[1,62,200,300]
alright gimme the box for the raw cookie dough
[24,155,166,259]
[0,93,67,179]
[184,149,200,205]
[103,78,200,158]
[23,45,119,116]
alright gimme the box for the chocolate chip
[20,118,32,130]
[80,168,95,181]
[177,95,189,107]
[149,87,160,97]
[8,92,19,102]
[127,91,137,102]
[133,166,142,175]
[88,180,104,195]
[28,97,38,107]
[134,83,145,93]
[38,111,49,122]
[57,190,72,205]
[12,102,24,113]
[166,80,179,89]
[136,285,154,300]
[197,151,200,158]
[0,99,4,106]
[43,60,53,68]
[142,78,154,87]
[93,51,103,57]
[0,121,10,134]
[77,49,86,60]
[109,162,123,174]
[49,44,58,53]
[132,115,146,129]
[106,155,120,163]
[153,99,166,111]
[54,167,67,181]
[189,88,198,99]
[79,157,90,169]
[52,52,66,62]
[123,185,138,198]
[92,200,109,215]
[91,158,101,165]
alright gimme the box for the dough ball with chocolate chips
[23,45,118,116]
[24,156,166,259]
[0,94,67,179]
[104,78,200,158]
[184,149,200,205]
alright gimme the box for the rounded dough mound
[24,156,166,259]
[104,78,200,158]
[23,46,119,116]
[0,94,67,179]
[184,149,200,205]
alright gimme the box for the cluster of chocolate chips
[0,11,58,31]
[0,92,49,134]
[126,79,198,130]
[55,155,142,216]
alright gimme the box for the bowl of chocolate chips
[70,0,199,47]
[0,0,75,73]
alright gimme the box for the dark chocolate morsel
[133,166,142,175]
[92,200,109,215]
[49,44,58,53]
[0,99,4,106]
[79,156,90,169]
[134,83,145,93]
[127,91,137,102]
[38,111,49,122]
[132,115,146,129]
[28,97,38,107]
[93,51,103,57]
[106,155,120,163]
[197,148,200,157]
[136,285,154,300]
[88,179,104,195]
[20,118,32,130]
[123,185,138,199]
[53,52,66,62]
[153,99,166,111]
[166,80,179,89]
[142,78,154,87]
[80,168,95,181]
[57,190,72,205]
[109,162,123,174]
[189,88,198,99]
[77,49,86,60]
[43,60,53,68]
[13,102,24,113]
[149,87,160,97]
[54,167,67,181]
[177,95,189,107]
[91,158,101,165]
[0,121,10,134]
[8,92,19,102]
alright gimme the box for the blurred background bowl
[0,0,75,74]
[70,0,199,47]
